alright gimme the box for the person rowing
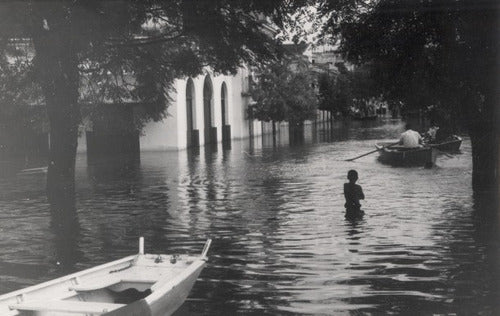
[399,123,423,148]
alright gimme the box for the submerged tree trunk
[32,10,80,219]
[469,123,498,195]
[289,120,305,145]
[465,92,499,214]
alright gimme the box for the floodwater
[0,119,498,315]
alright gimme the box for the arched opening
[186,78,199,147]
[203,75,216,145]
[220,82,231,146]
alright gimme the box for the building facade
[77,67,264,153]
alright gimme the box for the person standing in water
[344,170,365,219]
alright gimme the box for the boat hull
[147,262,205,316]
[0,239,211,316]
[376,143,437,167]
[103,261,205,316]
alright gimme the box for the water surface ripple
[0,120,498,315]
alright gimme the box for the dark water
[0,119,499,315]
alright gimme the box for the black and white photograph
[0,0,498,315]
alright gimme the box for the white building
[78,67,265,153]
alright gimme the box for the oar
[345,141,400,161]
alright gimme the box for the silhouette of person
[344,170,365,219]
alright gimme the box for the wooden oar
[345,141,400,161]
[423,142,455,158]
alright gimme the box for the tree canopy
[317,63,378,117]
[319,0,499,193]
[0,1,301,121]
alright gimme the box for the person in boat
[424,121,440,143]
[344,170,365,219]
[434,124,453,142]
[399,123,423,148]
[426,106,453,143]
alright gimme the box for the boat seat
[69,276,122,292]
[70,276,157,292]
[10,300,125,314]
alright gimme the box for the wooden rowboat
[0,237,211,316]
[376,142,437,167]
[428,135,462,152]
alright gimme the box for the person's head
[405,123,413,131]
[347,169,358,183]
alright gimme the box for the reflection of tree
[86,155,141,192]
[81,152,172,257]
[50,208,81,272]
[438,193,500,314]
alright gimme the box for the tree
[320,70,355,118]
[249,57,317,136]
[0,1,301,218]
[0,44,45,156]
[332,69,354,116]
[320,0,499,196]
[317,72,336,115]
[317,64,378,118]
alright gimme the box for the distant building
[309,44,354,73]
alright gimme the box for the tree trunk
[465,90,499,215]
[469,126,498,194]
[31,10,80,219]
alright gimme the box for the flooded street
[0,119,498,315]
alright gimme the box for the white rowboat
[0,237,211,316]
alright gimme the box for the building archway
[203,75,216,145]
[186,78,199,147]
[220,82,231,146]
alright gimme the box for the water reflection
[50,211,81,272]
[438,192,500,315]
[0,119,498,315]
